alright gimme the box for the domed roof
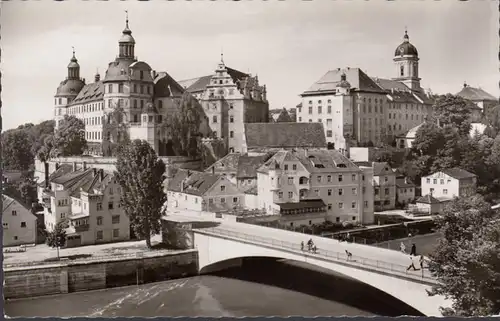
[67,52,80,68]
[336,73,351,88]
[104,59,133,82]
[55,78,85,97]
[394,31,418,57]
[119,17,135,44]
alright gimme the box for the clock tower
[392,29,421,92]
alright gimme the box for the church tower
[392,30,421,92]
[118,11,135,60]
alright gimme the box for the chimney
[82,161,87,170]
[463,81,467,88]
[99,170,104,182]
[211,167,215,175]
[44,162,49,188]
[73,162,77,171]
[93,168,98,177]
[95,73,100,82]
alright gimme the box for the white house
[2,195,37,247]
[421,168,477,200]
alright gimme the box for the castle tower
[118,10,136,60]
[392,29,421,92]
[54,48,85,130]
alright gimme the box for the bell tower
[393,29,421,92]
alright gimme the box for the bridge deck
[194,221,437,284]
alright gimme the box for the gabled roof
[168,169,220,196]
[302,68,385,95]
[72,81,104,105]
[372,162,393,176]
[178,67,249,94]
[244,123,327,149]
[417,194,441,204]
[456,85,497,102]
[237,154,273,179]
[372,77,410,92]
[154,72,185,98]
[441,168,476,180]
[74,169,113,198]
[396,177,416,188]
[2,195,35,217]
[206,153,242,174]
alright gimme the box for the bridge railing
[197,227,436,284]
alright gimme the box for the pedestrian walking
[301,241,304,251]
[400,242,406,254]
[345,249,352,261]
[312,245,317,254]
[406,256,419,272]
[410,243,416,256]
[419,255,425,277]
[307,238,313,252]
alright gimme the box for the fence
[3,249,179,269]
[197,227,437,284]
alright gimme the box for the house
[354,161,397,211]
[396,177,416,206]
[242,122,327,155]
[167,169,245,212]
[38,166,131,247]
[421,168,477,200]
[2,195,37,247]
[256,148,374,227]
[204,153,242,185]
[414,194,448,215]
[456,82,498,114]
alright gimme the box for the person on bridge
[406,256,419,272]
[301,241,305,251]
[307,239,313,251]
[419,255,425,277]
[345,249,352,261]
[312,245,318,254]
[400,242,406,253]
[410,243,417,256]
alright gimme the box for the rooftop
[72,81,104,105]
[456,84,497,102]
[417,194,441,204]
[168,169,220,196]
[441,167,476,180]
[244,123,327,150]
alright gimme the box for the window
[108,84,113,93]
[278,191,283,199]
[339,202,344,209]
[384,176,388,182]
[230,131,234,138]
[430,188,435,194]
[118,84,124,93]
[384,188,389,195]
[443,189,448,195]
[426,178,431,184]
[133,84,137,93]
[328,204,332,210]
[327,106,332,114]
[108,202,114,210]
[317,176,321,183]
[284,164,289,170]
[351,202,357,209]
[326,130,332,137]
[230,116,234,123]
[158,100,163,109]
[292,164,297,170]
[61,213,65,219]
[221,186,226,192]
[109,187,114,195]
[229,103,234,109]
[20,222,26,228]
[308,107,312,114]
[112,215,120,224]
[2,223,8,229]
[96,231,103,240]
[338,188,343,196]
[352,188,357,195]
[113,229,119,238]
[440,179,444,185]
[140,70,144,79]
[209,198,214,204]
[318,106,322,114]
[141,100,144,109]
[400,66,404,76]
[375,188,379,195]
[338,174,343,182]
[298,117,302,122]
[97,216,103,226]
[328,189,332,196]
[352,216,356,221]
[364,201,368,208]
[288,192,293,198]
[433,179,437,184]
[213,116,218,123]
[288,177,293,185]
[12,210,17,216]
[220,197,226,204]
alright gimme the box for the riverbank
[4,249,198,299]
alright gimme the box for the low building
[167,169,245,212]
[398,122,425,149]
[2,195,38,247]
[256,148,374,227]
[38,167,131,247]
[414,194,451,215]
[396,177,416,206]
[243,122,327,155]
[421,168,477,200]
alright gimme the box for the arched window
[400,65,404,77]
[158,100,163,109]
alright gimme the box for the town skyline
[2,0,497,131]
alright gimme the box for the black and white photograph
[1,0,499,318]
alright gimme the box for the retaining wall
[4,250,199,299]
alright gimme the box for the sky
[2,0,498,130]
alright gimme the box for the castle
[54,14,269,157]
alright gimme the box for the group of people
[400,241,426,275]
[301,239,318,253]
[400,242,417,256]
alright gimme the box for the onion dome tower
[118,11,136,60]
[54,48,86,130]
[393,29,421,92]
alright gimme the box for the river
[5,258,423,317]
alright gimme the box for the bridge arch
[194,230,449,317]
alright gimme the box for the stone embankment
[4,250,199,299]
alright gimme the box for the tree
[164,92,205,157]
[45,221,68,260]
[102,102,130,156]
[51,115,87,157]
[2,130,34,171]
[428,195,500,316]
[115,139,167,249]
[433,94,474,137]
[483,104,500,137]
